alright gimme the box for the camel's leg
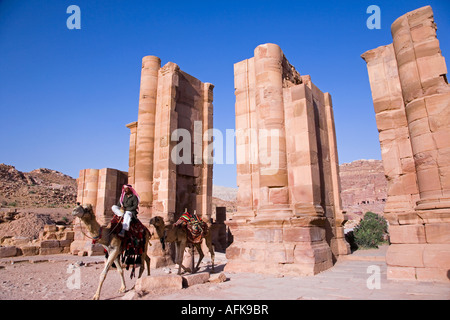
[145,254,151,276]
[114,255,126,293]
[206,235,215,272]
[145,235,151,276]
[194,244,204,272]
[176,242,183,275]
[138,252,150,278]
[138,237,150,278]
[93,247,120,300]
[190,245,195,273]
[176,241,191,275]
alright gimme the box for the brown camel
[72,203,151,300]
[149,215,215,275]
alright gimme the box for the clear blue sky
[1,0,449,188]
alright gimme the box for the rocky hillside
[0,164,77,208]
[339,159,387,217]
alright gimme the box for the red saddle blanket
[176,212,208,244]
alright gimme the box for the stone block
[20,245,39,256]
[283,227,324,242]
[225,245,242,260]
[44,224,57,233]
[386,244,426,268]
[59,239,73,248]
[423,244,450,268]
[254,228,282,243]
[61,231,75,241]
[209,272,227,283]
[397,212,423,225]
[425,223,450,243]
[415,267,450,282]
[375,109,408,132]
[387,266,417,281]
[417,54,447,83]
[293,242,331,265]
[416,167,441,192]
[182,272,210,287]
[40,247,62,255]
[0,246,18,258]
[269,187,289,205]
[134,275,182,294]
[40,240,60,248]
[389,224,426,244]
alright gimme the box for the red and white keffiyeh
[119,184,140,207]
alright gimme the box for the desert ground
[1,246,449,301]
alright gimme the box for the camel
[149,215,215,275]
[72,203,151,300]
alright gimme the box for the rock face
[339,160,387,217]
[362,6,450,282]
[226,43,350,277]
[0,164,77,208]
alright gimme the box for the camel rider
[112,184,140,237]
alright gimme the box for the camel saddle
[176,212,208,244]
[110,215,148,278]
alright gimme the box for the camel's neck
[154,225,165,239]
[81,215,101,239]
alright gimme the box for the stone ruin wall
[225,43,350,276]
[362,6,450,282]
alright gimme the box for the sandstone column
[362,6,450,282]
[391,6,450,210]
[198,82,214,221]
[254,44,289,215]
[234,58,259,221]
[134,56,161,219]
[324,93,351,256]
[152,62,179,222]
[284,83,322,216]
[361,44,420,222]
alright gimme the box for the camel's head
[72,203,94,219]
[149,216,166,250]
[149,216,165,228]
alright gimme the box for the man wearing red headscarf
[112,184,140,237]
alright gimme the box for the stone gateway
[225,43,350,276]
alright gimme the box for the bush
[353,211,388,249]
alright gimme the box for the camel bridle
[75,204,122,242]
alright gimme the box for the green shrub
[353,211,388,249]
